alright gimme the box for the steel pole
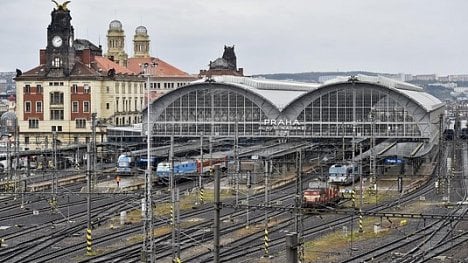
[142,63,155,262]
[214,165,221,263]
[86,143,93,255]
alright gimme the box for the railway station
[4,1,468,262]
[142,74,444,177]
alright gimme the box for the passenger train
[116,154,136,175]
[443,118,468,140]
[460,120,468,139]
[156,151,229,184]
[327,163,358,185]
[443,119,456,140]
[116,154,158,175]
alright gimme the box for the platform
[85,176,145,193]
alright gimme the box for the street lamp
[141,61,157,262]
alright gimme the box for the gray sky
[1,0,467,75]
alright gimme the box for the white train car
[327,163,358,185]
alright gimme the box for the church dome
[109,20,123,30]
[135,26,148,35]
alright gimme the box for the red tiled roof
[22,65,47,76]
[73,60,100,76]
[94,56,135,74]
[127,57,191,77]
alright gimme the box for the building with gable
[15,3,145,148]
[104,21,198,101]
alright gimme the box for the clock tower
[46,3,75,76]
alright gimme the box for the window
[76,119,86,128]
[72,101,79,113]
[36,101,43,113]
[28,119,39,128]
[74,137,79,143]
[106,103,110,110]
[50,110,64,120]
[83,101,90,112]
[25,101,31,112]
[25,137,30,145]
[84,84,90,93]
[24,85,31,93]
[36,85,43,93]
[51,126,62,132]
[71,84,78,93]
[52,57,62,67]
[106,86,110,93]
[49,82,62,86]
[50,92,64,104]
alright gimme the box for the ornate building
[15,3,144,148]
[105,20,128,67]
[199,45,244,78]
[133,26,151,58]
[103,21,197,101]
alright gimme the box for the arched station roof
[143,75,444,142]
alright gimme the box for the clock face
[52,35,63,47]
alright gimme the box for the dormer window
[52,57,62,67]
[84,84,91,93]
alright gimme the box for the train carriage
[327,163,358,185]
[116,154,136,175]
[155,151,230,184]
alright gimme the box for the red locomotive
[303,180,342,208]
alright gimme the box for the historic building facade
[15,3,144,148]
[105,20,128,67]
[104,21,198,101]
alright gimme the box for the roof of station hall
[190,75,444,112]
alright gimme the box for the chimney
[40,49,46,65]
[82,49,92,65]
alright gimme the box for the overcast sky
[1,0,467,76]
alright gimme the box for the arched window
[52,57,62,67]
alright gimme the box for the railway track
[0,153,453,263]
[339,141,468,263]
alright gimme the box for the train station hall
[144,74,443,156]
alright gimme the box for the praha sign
[259,119,306,131]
